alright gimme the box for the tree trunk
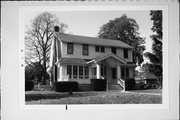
[42,52,47,85]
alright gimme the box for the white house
[48,26,136,90]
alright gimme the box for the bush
[125,78,135,91]
[25,80,34,91]
[144,79,159,89]
[53,81,78,92]
[90,79,106,91]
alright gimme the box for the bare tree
[25,12,67,84]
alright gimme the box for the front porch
[56,53,135,90]
[87,53,135,86]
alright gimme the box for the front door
[111,68,117,84]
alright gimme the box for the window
[73,65,77,78]
[121,67,125,78]
[126,68,129,77]
[95,46,100,52]
[124,49,128,58]
[67,43,73,54]
[95,46,105,52]
[67,65,72,78]
[84,66,89,79]
[67,65,89,79]
[121,67,129,79]
[83,44,89,55]
[101,46,105,52]
[101,67,104,77]
[111,47,116,54]
[79,66,83,79]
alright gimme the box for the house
[48,26,136,90]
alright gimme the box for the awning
[57,58,91,65]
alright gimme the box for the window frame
[67,65,72,79]
[95,46,100,52]
[124,48,129,58]
[82,44,89,56]
[79,66,84,79]
[126,68,129,77]
[73,65,78,79]
[111,47,117,54]
[67,43,73,54]
[101,46,105,52]
[84,66,89,79]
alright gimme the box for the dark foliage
[53,81,78,92]
[143,79,159,89]
[90,79,107,91]
[149,10,162,65]
[125,78,135,90]
[25,62,49,84]
[144,10,163,79]
[98,14,145,64]
[25,80,34,91]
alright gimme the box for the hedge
[53,81,78,92]
[90,79,106,91]
[25,80,34,91]
[125,78,135,91]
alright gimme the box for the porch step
[108,84,123,90]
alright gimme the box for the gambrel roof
[55,32,133,49]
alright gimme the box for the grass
[25,89,162,104]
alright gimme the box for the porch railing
[117,78,125,90]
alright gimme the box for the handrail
[117,78,125,90]
[101,76,105,79]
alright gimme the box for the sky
[25,10,154,52]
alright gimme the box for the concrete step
[108,84,123,90]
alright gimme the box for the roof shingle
[55,32,133,49]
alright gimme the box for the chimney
[54,26,59,32]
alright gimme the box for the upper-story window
[111,47,116,54]
[67,43,73,54]
[82,44,89,56]
[95,46,105,52]
[124,49,128,58]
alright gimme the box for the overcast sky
[25,11,154,52]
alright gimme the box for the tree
[144,11,162,88]
[25,62,43,82]
[144,10,162,74]
[25,12,67,84]
[150,10,162,65]
[98,14,145,64]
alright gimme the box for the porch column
[59,65,63,81]
[96,63,101,79]
[89,67,92,79]
[117,65,121,79]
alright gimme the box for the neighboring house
[48,26,136,90]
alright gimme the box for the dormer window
[124,49,128,58]
[83,44,89,56]
[67,43,73,54]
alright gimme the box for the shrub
[25,80,34,91]
[90,79,106,91]
[144,79,159,89]
[125,78,135,91]
[53,81,78,92]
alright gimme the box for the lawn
[25,89,162,104]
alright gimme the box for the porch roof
[87,53,127,64]
[58,58,91,65]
